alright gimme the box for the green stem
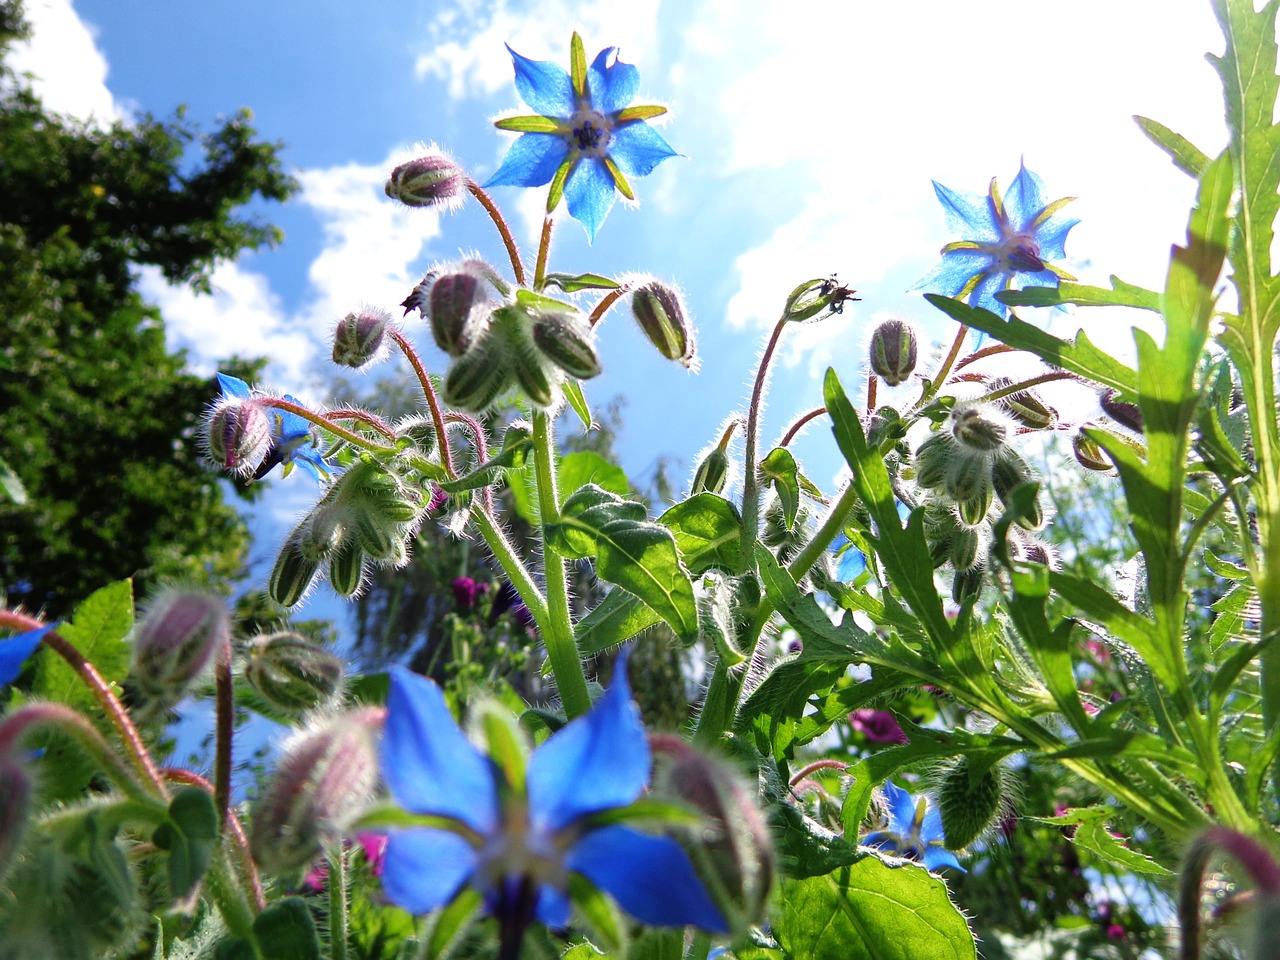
[205,848,258,940]
[740,316,789,560]
[915,322,970,410]
[530,409,591,718]
[214,644,234,829]
[470,508,550,629]
[329,845,349,960]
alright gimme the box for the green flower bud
[990,378,1057,430]
[270,533,322,608]
[205,399,271,476]
[243,633,345,717]
[944,451,992,505]
[332,308,391,368]
[952,562,986,601]
[692,448,730,495]
[1100,389,1144,433]
[868,319,918,386]
[531,312,602,379]
[250,709,382,875]
[950,404,1009,452]
[991,450,1043,529]
[328,539,368,598]
[511,351,558,408]
[949,524,983,571]
[297,504,347,562]
[398,415,436,456]
[914,433,951,489]
[131,588,230,711]
[783,275,859,322]
[443,336,509,411]
[1072,430,1115,473]
[631,280,698,369]
[937,756,1005,850]
[384,151,466,209]
[956,483,994,527]
[429,266,491,357]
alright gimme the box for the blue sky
[12,0,1228,591]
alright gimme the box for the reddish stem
[390,329,455,477]
[466,180,526,287]
[165,768,266,911]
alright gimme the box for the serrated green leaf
[657,493,746,575]
[1134,115,1210,177]
[775,859,977,960]
[760,447,800,530]
[1004,564,1093,732]
[998,277,1161,312]
[1209,581,1257,653]
[33,579,134,713]
[1032,806,1172,876]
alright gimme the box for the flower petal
[910,250,992,297]
[527,648,647,833]
[609,123,678,178]
[216,373,251,399]
[862,830,902,854]
[1004,162,1048,232]
[566,825,728,932]
[536,884,572,928]
[506,45,574,117]
[0,624,54,685]
[563,157,617,243]
[382,667,499,833]
[1034,215,1081,262]
[931,181,999,243]
[381,828,479,915]
[922,845,966,873]
[969,271,1010,317]
[485,133,569,189]
[880,779,917,833]
[587,47,639,114]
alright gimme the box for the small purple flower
[863,780,964,873]
[216,374,331,483]
[0,624,54,686]
[451,577,480,613]
[486,33,677,242]
[912,161,1078,319]
[848,709,909,745]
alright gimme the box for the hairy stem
[391,328,456,476]
[467,180,526,287]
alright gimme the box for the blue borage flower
[0,624,54,686]
[912,161,1079,319]
[485,33,678,242]
[215,374,331,482]
[378,650,726,952]
[863,779,964,873]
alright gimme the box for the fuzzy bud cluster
[131,588,231,713]
[243,632,344,717]
[384,151,467,210]
[332,308,392,368]
[630,280,699,370]
[868,319,918,387]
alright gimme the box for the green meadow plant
[3,2,1280,957]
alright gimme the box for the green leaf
[658,493,746,574]
[760,447,801,530]
[1004,564,1093,732]
[1133,115,1210,177]
[251,897,322,960]
[33,579,134,713]
[574,587,662,655]
[151,786,219,900]
[437,426,532,494]
[1208,581,1257,652]
[543,272,622,293]
[563,378,593,431]
[510,450,629,524]
[547,484,647,558]
[595,519,699,643]
[997,277,1161,312]
[493,115,561,133]
[1032,806,1172,876]
[923,295,1138,396]
[775,860,977,960]
[0,453,28,505]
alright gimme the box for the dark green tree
[0,0,297,616]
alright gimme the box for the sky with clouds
[10,0,1232,571]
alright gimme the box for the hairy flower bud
[990,378,1057,430]
[631,280,698,369]
[531,312,602,379]
[692,448,730,496]
[991,450,1043,529]
[937,756,1006,850]
[950,404,1009,452]
[205,399,271,475]
[869,319,918,386]
[250,709,382,874]
[384,151,466,209]
[429,266,491,356]
[0,752,32,885]
[443,338,509,411]
[949,524,983,571]
[328,539,369,598]
[952,562,986,601]
[243,633,344,717]
[332,308,392,368]
[270,532,323,607]
[1072,430,1115,473]
[783,276,859,322]
[914,433,951,490]
[1100,389,1144,433]
[944,451,993,507]
[131,589,230,710]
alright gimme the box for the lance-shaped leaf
[997,276,1161,312]
[759,447,801,530]
[438,425,532,494]
[1134,115,1210,178]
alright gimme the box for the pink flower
[848,709,909,744]
[301,832,388,892]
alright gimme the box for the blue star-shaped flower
[216,374,331,482]
[485,33,678,242]
[379,650,726,952]
[912,161,1079,319]
[0,624,54,686]
[863,779,965,873]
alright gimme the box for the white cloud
[7,0,121,123]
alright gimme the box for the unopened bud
[131,589,230,710]
[631,281,698,369]
[991,450,1043,529]
[950,404,1008,452]
[1072,431,1115,473]
[1100,390,1144,433]
[938,756,1005,850]
[692,448,730,495]
[328,539,368,598]
[0,753,32,885]
[243,633,344,717]
[944,451,992,507]
[952,563,986,601]
[990,378,1057,430]
[512,352,558,409]
[444,338,508,411]
[949,525,983,571]
[869,319,918,386]
[270,532,322,608]
[429,267,491,357]
[783,276,858,323]
[332,308,391,368]
[956,482,994,527]
[914,433,951,490]
[384,152,466,209]
[205,400,271,475]
[250,709,382,874]
[532,312,602,379]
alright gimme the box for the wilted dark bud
[205,399,271,475]
[938,756,1006,850]
[444,336,508,411]
[270,532,323,607]
[1072,430,1115,473]
[0,752,32,885]
[950,404,1009,452]
[250,709,382,874]
[384,151,466,209]
[243,632,344,717]
[652,739,774,932]
[869,319,918,386]
[429,266,491,356]
[332,308,391,368]
[783,276,858,322]
[990,378,1057,430]
[692,448,730,495]
[631,280,698,369]
[1100,389,1144,433]
[952,562,986,601]
[991,450,1043,529]
[944,451,992,506]
[914,433,951,489]
[131,589,230,709]
[532,311,602,379]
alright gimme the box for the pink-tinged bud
[205,399,271,475]
[0,752,32,885]
[384,151,467,210]
[1100,390,1144,433]
[868,319,918,386]
[1072,431,1115,473]
[332,308,392,368]
[131,588,231,711]
[429,267,491,357]
[250,708,383,875]
[631,281,698,370]
[243,633,345,718]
